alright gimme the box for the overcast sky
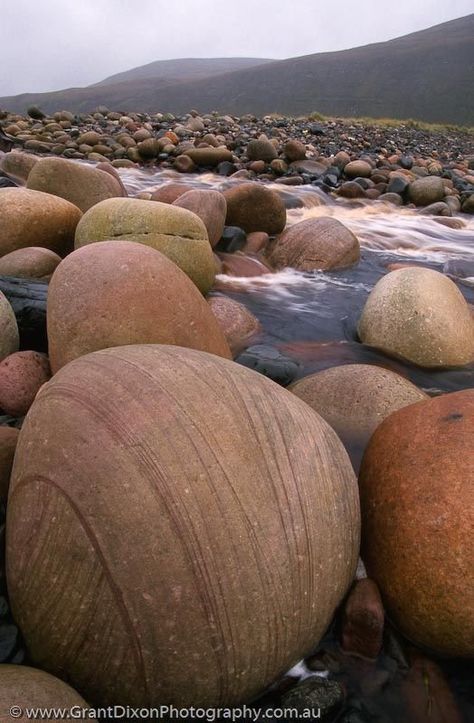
[1,0,472,96]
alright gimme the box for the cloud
[1,0,472,95]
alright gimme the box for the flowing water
[120,167,474,395]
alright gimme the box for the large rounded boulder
[223,183,286,235]
[47,241,230,372]
[74,197,215,293]
[268,217,360,271]
[359,390,474,657]
[7,344,360,707]
[0,247,61,279]
[290,364,427,466]
[0,291,19,362]
[0,151,38,182]
[0,188,82,258]
[173,189,227,247]
[26,156,126,212]
[0,665,89,721]
[408,176,445,206]
[358,268,474,367]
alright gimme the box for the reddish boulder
[268,217,360,271]
[359,390,474,657]
[208,296,261,356]
[341,578,384,660]
[0,351,51,417]
[173,189,227,247]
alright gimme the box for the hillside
[0,15,473,124]
[92,57,275,86]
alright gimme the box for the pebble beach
[0,106,473,721]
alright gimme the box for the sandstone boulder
[408,176,445,206]
[268,217,360,271]
[7,344,359,707]
[223,183,286,235]
[173,189,227,247]
[0,151,38,182]
[0,665,89,721]
[246,138,278,163]
[184,147,233,167]
[0,247,61,279]
[358,268,474,367]
[359,390,474,657]
[0,351,51,417]
[26,157,125,212]
[47,241,230,372]
[0,188,81,258]
[290,364,427,465]
[74,197,215,293]
[208,295,261,356]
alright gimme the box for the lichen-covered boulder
[0,291,19,362]
[0,188,82,258]
[7,344,360,707]
[74,197,215,293]
[268,217,360,271]
[359,390,474,657]
[0,665,89,721]
[358,268,474,367]
[47,241,230,372]
[0,247,61,279]
[27,157,126,212]
[290,364,427,466]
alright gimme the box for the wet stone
[236,345,300,386]
[281,677,345,720]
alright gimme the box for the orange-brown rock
[341,578,384,660]
[150,183,194,204]
[47,240,230,372]
[401,654,463,723]
[0,247,61,279]
[243,232,269,255]
[173,189,227,247]
[208,295,261,356]
[0,426,19,500]
[223,183,286,235]
[0,665,89,721]
[359,390,474,657]
[0,188,81,258]
[0,351,51,417]
[7,344,360,707]
[268,217,360,271]
[218,252,272,277]
[27,157,125,212]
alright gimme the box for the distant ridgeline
[0,15,473,124]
